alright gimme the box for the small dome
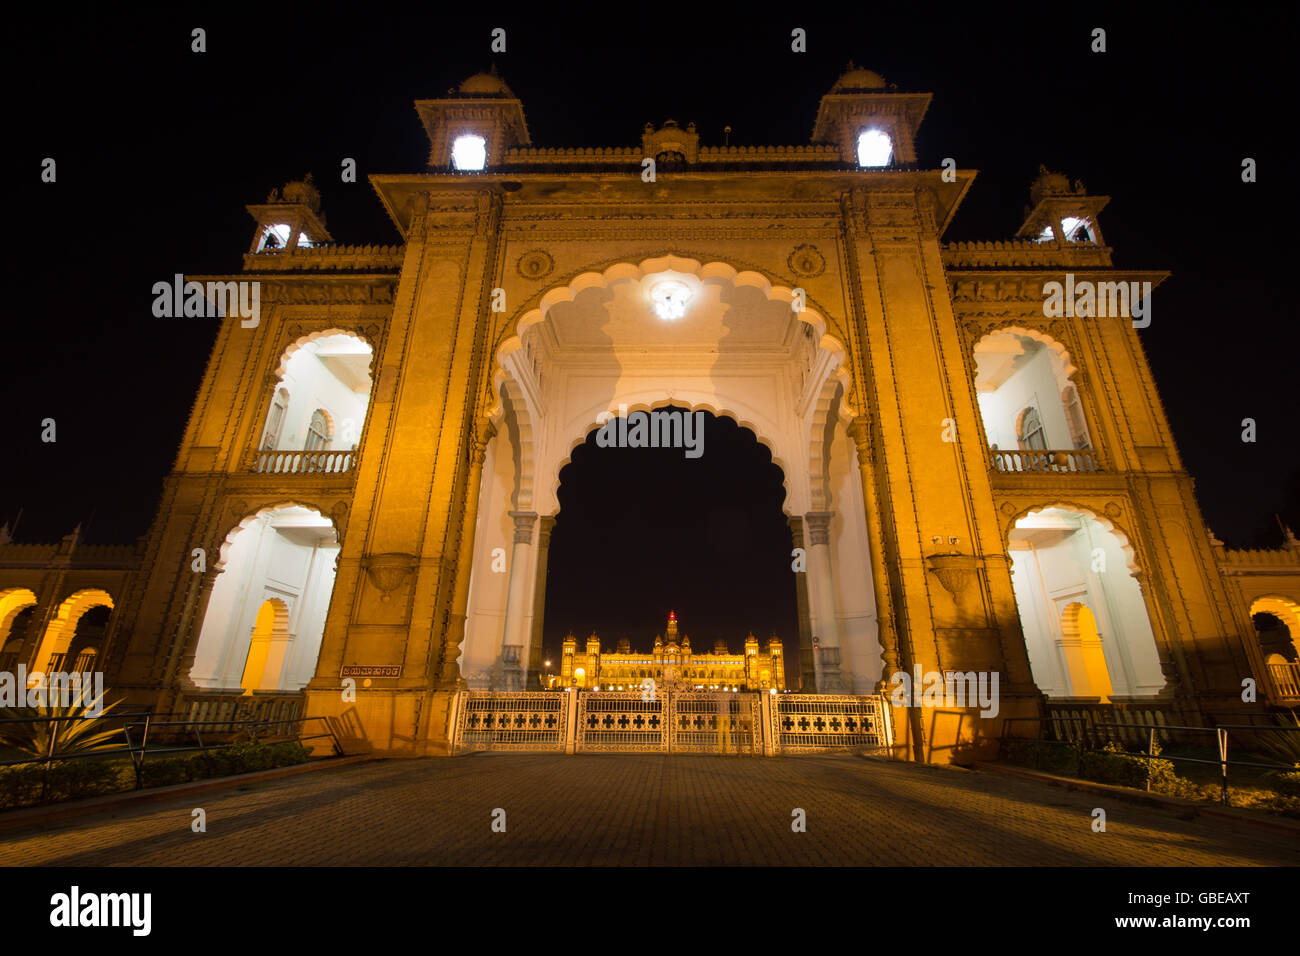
[280,174,320,212]
[833,64,887,92]
[1030,164,1077,204]
[458,71,514,97]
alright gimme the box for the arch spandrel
[491,253,856,403]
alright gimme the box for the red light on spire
[669,610,676,620]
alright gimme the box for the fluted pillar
[527,516,555,687]
[804,512,845,691]
[498,511,538,690]
[787,515,816,692]
[169,567,223,693]
[439,420,495,686]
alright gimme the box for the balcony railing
[252,449,356,475]
[1270,662,1300,700]
[991,448,1100,474]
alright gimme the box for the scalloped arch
[1250,595,1300,640]
[973,325,1078,380]
[215,500,339,570]
[548,397,790,517]
[489,253,854,420]
[274,328,376,380]
[1005,501,1141,574]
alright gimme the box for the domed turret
[279,174,321,213]
[1029,164,1080,205]
[457,69,516,98]
[832,62,888,92]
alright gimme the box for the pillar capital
[804,512,834,546]
[509,511,538,545]
[847,415,874,460]
[787,514,805,548]
[471,420,496,463]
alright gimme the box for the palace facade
[552,612,786,692]
[2,65,1299,761]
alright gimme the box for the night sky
[4,6,1296,662]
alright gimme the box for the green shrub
[1002,738,1074,773]
[0,759,125,809]
[0,740,311,811]
[0,763,48,809]
[137,755,202,788]
[1264,770,1300,798]
[1079,742,1151,788]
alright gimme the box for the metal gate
[452,688,891,756]
[668,692,762,754]
[574,691,666,752]
[772,693,889,753]
[453,691,570,752]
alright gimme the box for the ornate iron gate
[453,691,570,752]
[771,693,888,753]
[668,692,762,754]
[451,689,891,755]
[574,691,667,752]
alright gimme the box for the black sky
[3,6,1297,652]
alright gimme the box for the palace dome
[832,65,888,91]
[280,175,321,212]
[1030,165,1077,204]
[458,71,514,97]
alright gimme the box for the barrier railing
[999,714,1300,805]
[991,448,1100,473]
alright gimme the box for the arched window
[262,388,290,450]
[304,409,330,452]
[1061,384,1091,449]
[1016,406,1047,450]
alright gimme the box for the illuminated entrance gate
[450,690,890,756]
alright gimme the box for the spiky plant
[0,695,125,760]
[1252,709,1300,769]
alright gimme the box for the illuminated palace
[554,612,786,692]
[1,65,1298,762]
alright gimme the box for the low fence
[451,689,892,756]
[0,708,343,804]
[178,693,305,738]
[1000,711,1300,805]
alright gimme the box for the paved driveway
[1,754,1294,866]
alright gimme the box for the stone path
[1,754,1294,866]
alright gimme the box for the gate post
[878,693,894,751]
[564,687,578,754]
[760,691,776,755]
[448,690,465,753]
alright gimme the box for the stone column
[787,515,816,692]
[168,567,223,693]
[498,511,538,690]
[804,512,845,691]
[439,420,495,686]
[847,416,903,686]
[527,515,555,687]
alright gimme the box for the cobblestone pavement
[1,754,1295,866]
